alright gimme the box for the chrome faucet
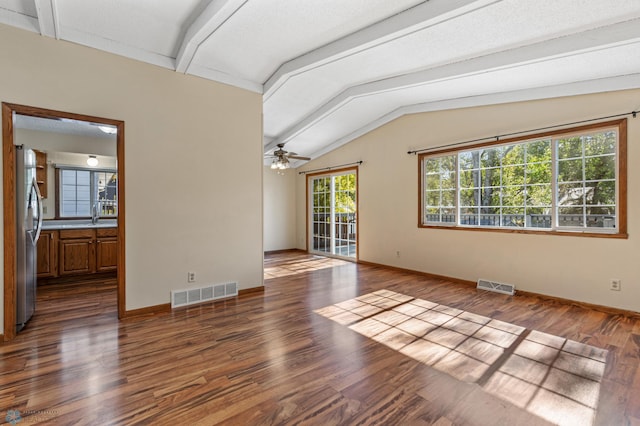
[91,202,99,224]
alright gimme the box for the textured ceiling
[1,0,639,165]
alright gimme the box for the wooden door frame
[2,103,126,341]
[305,166,359,261]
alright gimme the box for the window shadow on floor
[315,289,607,426]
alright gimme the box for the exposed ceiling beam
[264,19,640,153]
[0,9,39,33]
[187,62,264,93]
[34,0,58,39]
[307,73,640,161]
[263,0,502,99]
[175,0,248,74]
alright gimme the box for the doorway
[308,168,358,260]
[2,103,126,341]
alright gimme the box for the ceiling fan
[268,143,310,170]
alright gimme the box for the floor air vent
[477,279,515,296]
[171,282,238,308]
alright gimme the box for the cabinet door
[59,238,95,275]
[96,237,118,272]
[37,231,57,278]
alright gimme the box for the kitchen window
[419,119,626,237]
[58,167,117,218]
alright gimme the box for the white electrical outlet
[188,272,196,283]
[610,279,621,291]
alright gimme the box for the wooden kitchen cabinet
[37,227,118,278]
[95,228,118,272]
[36,230,57,278]
[58,229,95,276]
[33,149,47,198]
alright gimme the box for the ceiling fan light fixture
[270,154,290,171]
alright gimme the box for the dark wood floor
[1,251,639,425]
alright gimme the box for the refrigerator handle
[32,177,43,243]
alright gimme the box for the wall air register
[476,279,516,296]
[171,282,238,308]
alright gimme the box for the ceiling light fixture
[87,155,99,167]
[98,125,117,134]
[270,156,290,171]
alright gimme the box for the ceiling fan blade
[287,154,311,160]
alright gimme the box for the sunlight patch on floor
[314,289,607,426]
[264,256,351,279]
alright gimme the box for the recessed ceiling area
[1,0,639,165]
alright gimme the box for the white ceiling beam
[305,74,640,162]
[263,0,501,99]
[175,0,248,74]
[34,0,59,39]
[264,19,640,153]
[60,27,176,70]
[0,10,39,33]
[188,63,263,93]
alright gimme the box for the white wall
[0,23,264,329]
[263,166,297,251]
[297,89,640,312]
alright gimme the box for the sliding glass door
[309,170,357,259]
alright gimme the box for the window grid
[424,155,456,224]
[453,141,553,229]
[555,132,617,230]
[58,168,118,218]
[61,169,91,217]
[310,172,357,259]
[421,124,621,235]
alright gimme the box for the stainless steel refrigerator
[15,145,43,332]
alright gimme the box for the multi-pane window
[60,169,91,217]
[455,140,553,228]
[420,121,625,236]
[557,132,616,228]
[58,168,117,218]
[424,155,456,223]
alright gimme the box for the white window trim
[57,166,118,218]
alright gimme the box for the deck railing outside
[312,212,357,246]
[425,213,615,228]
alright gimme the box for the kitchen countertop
[41,219,118,230]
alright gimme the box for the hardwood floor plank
[1,253,639,425]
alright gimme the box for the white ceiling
[14,115,116,139]
[1,0,640,165]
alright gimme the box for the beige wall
[16,128,117,157]
[0,23,264,329]
[263,166,297,251]
[296,89,640,312]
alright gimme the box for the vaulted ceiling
[2,0,640,165]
